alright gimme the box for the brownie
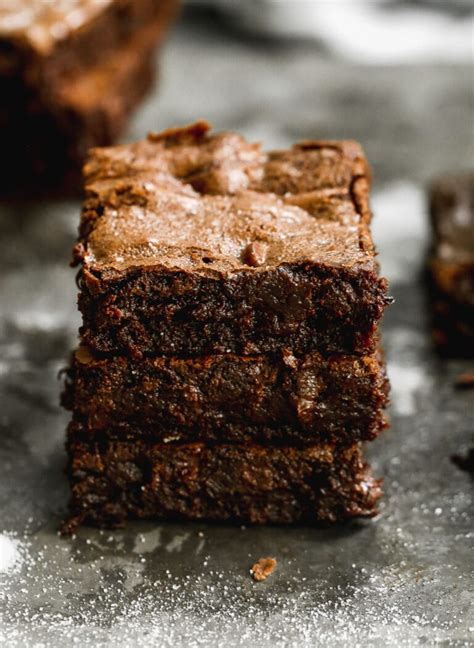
[428,173,474,354]
[74,122,389,358]
[0,0,178,88]
[0,0,179,194]
[64,346,389,446]
[65,437,382,530]
[2,25,158,193]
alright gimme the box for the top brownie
[75,122,389,358]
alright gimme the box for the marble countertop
[0,15,472,648]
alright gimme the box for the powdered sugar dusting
[0,535,23,575]
[0,507,472,648]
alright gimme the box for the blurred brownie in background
[428,173,474,355]
[0,0,180,196]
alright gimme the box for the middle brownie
[64,346,388,446]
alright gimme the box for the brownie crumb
[454,373,474,389]
[59,512,84,537]
[250,557,277,582]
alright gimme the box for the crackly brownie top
[76,121,375,275]
[430,172,474,263]
[0,0,112,54]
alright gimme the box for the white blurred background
[191,0,473,63]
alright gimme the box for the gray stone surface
[0,16,473,648]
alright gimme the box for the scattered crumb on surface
[454,372,474,389]
[250,557,277,582]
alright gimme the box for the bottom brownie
[65,435,381,530]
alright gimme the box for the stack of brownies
[0,0,179,194]
[63,121,391,530]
